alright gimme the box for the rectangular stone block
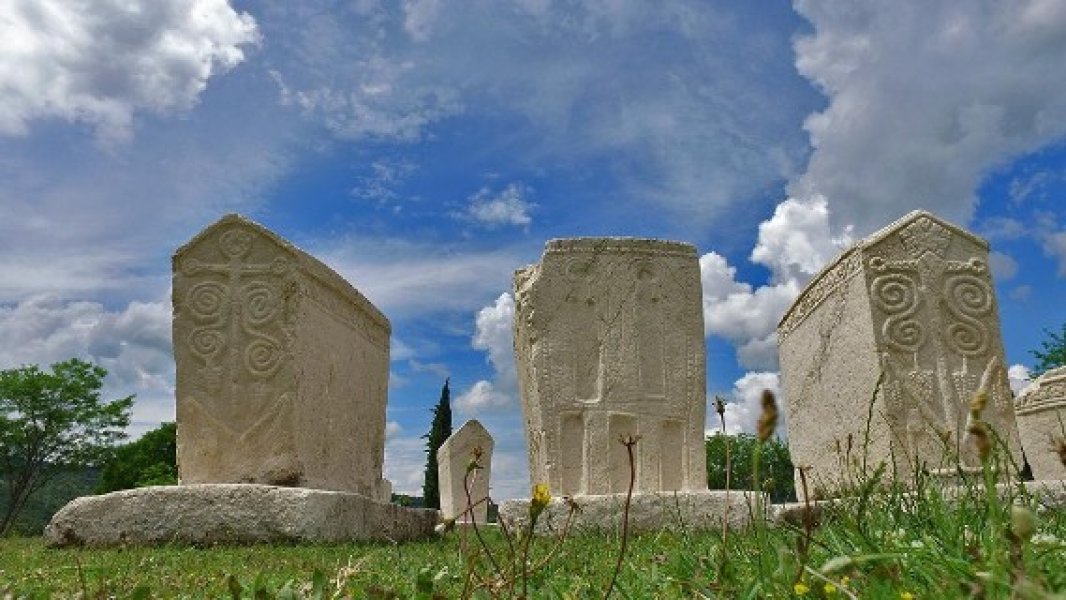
[778,210,1023,499]
[1015,367,1066,481]
[513,238,707,496]
[437,419,493,522]
[173,214,390,499]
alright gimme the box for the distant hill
[0,468,99,536]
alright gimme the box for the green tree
[0,359,132,534]
[96,422,177,493]
[422,379,452,510]
[1031,321,1066,378]
[706,433,796,502]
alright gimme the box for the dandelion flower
[900,592,915,600]
[529,483,551,521]
[793,582,810,595]
[823,582,838,596]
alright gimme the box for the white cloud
[461,183,535,228]
[1008,363,1032,396]
[707,371,782,437]
[699,251,801,371]
[456,293,519,413]
[317,240,532,318]
[791,1,1066,234]
[0,294,175,437]
[988,251,1019,281]
[0,0,258,143]
[750,195,848,282]
[1039,229,1066,276]
[385,420,403,440]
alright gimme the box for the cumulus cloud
[1008,363,1032,396]
[791,0,1066,234]
[700,196,849,372]
[456,293,518,413]
[988,251,1019,281]
[0,294,175,435]
[460,183,535,229]
[0,0,258,143]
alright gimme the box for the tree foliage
[1030,321,1066,378]
[422,379,453,510]
[96,422,177,493]
[706,433,796,502]
[0,359,132,534]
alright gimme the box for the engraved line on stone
[943,274,991,358]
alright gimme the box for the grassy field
[2,478,1065,599]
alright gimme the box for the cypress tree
[422,378,453,509]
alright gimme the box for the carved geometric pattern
[778,250,863,338]
[899,216,951,258]
[943,274,992,358]
[871,273,924,353]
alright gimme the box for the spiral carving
[186,282,227,321]
[245,338,282,376]
[189,328,224,358]
[944,274,991,357]
[871,273,924,353]
[242,283,280,326]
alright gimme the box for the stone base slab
[499,490,762,536]
[44,484,438,547]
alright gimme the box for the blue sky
[1,0,1065,500]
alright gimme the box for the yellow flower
[824,582,837,596]
[529,483,551,521]
[793,582,810,596]
[900,592,915,600]
[840,576,850,587]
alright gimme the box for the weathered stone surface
[44,484,437,547]
[438,419,493,522]
[173,214,390,499]
[778,211,1023,500]
[513,238,707,496]
[1015,367,1066,480]
[499,491,757,535]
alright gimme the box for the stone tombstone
[173,214,391,500]
[437,419,494,522]
[778,210,1023,498]
[1015,367,1066,481]
[513,238,707,496]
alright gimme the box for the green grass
[2,480,1065,599]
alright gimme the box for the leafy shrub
[706,433,796,502]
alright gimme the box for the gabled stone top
[776,210,988,332]
[173,213,390,331]
[861,209,989,252]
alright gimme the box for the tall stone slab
[1015,367,1066,481]
[778,210,1022,499]
[513,238,707,496]
[437,419,494,522]
[173,214,390,499]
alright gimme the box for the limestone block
[499,491,756,535]
[778,210,1022,499]
[514,238,707,496]
[1015,367,1066,480]
[44,484,437,547]
[173,214,390,498]
[437,419,493,522]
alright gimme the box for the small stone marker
[513,238,707,496]
[172,214,391,500]
[778,210,1023,499]
[437,419,494,522]
[1015,367,1066,481]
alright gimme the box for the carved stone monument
[1015,367,1066,481]
[513,238,707,496]
[173,214,391,499]
[437,419,494,523]
[778,210,1023,499]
